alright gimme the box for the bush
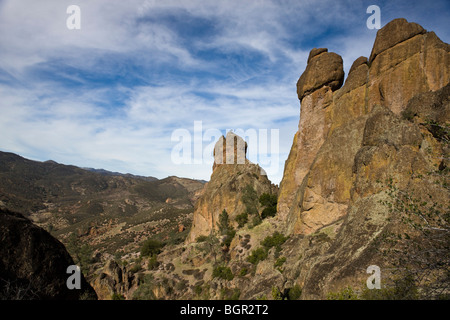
[196,235,208,242]
[235,212,248,227]
[140,239,163,257]
[222,229,236,248]
[261,206,277,219]
[327,286,359,300]
[194,284,203,296]
[250,215,262,228]
[247,247,268,265]
[274,256,286,270]
[239,267,248,276]
[288,285,302,300]
[262,232,288,250]
[217,209,236,248]
[360,273,419,300]
[220,288,241,300]
[259,193,277,219]
[212,266,234,281]
[259,193,277,208]
[132,274,155,300]
[111,292,125,300]
[242,184,258,215]
[217,209,232,235]
[147,254,160,270]
[272,287,283,300]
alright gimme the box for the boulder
[297,49,344,100]
[0,209,97,299]
[369,18,426,63]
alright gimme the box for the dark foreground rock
[0,209,97,299]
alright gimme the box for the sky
[0,0,449,185]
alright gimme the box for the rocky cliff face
[187,131,276,242]
[0,209,97,299]
[270,18,449,298]
[278,18,449,236]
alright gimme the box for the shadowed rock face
[0,209,97,300]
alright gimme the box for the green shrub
[360,273,419,300]
[239,267,248,276]
[194,284,203,296]
[217,209,236,248]
[212,266,234,281]
[220,288,241,300]
[274,256,286,270]
[247,247,268,265]
[262,231,288,250]
[259,193,277,219]
[235,212,248,227]
[140,239,163,257]
[272,287,283,300]
[196,235,208,242]
[288,285,302,300]
[222,229,236,248]
[242,184,258,215]
[132,274,155,300]
[250,214,262,228]
[147,254,160,270]
[261,206,277,219]
[111,292,125,300]
[327,286,359,300]
[259,193,277,207]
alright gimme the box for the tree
[259,193,277,219]
[242,184,258,215]
[235,212,248,228]
[140,239,163,257]
[217,209,231,236]
[198,232,220,264]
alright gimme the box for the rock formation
[0,209,97,299]
[278,18,449,236]
[187,131,276,242]
[91,259,138,300]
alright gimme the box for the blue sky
[0,0,449,184]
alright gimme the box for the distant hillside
[0,150,205,258]
[82,167,158,182]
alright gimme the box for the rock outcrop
[91,259,138,300]
[0,209,97,299]
[267,18,449,299]
[187,132,276,242]
[278,18,450,236]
